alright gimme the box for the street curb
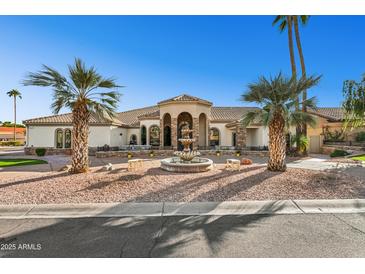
[0,199,364,219]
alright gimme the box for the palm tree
[6,89,22,141]
[293,15,310,136]
[273,15,311,152]
[241,73,320,171]
[273,16,297,79]
[23,58,122,173]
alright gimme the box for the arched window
[141,126,147,145]
[64,129,72,148]
[149,125,160,147]
[209,128,220,147]
[55,129,64,148]
[130,134,137,145]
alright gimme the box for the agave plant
[23,58,122,173]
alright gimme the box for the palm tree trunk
[268,111,287,171]
[70,104,90,173]
[294,16,308,138]
[287,16,301,152]
[13,96,16,141]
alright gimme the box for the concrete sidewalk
[1,199,364,219]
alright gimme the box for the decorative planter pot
[128,154,132,159]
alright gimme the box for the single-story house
[22,94,359,154]
[0,127,26,143]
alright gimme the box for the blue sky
[1,15,364,123]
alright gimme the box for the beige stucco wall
[159,102,211,120]
[139,119,160,145]
[27,125,114,147]
[246,126,269,146]
[126,128,141,145]
[110,127,127,147]
[209,123,234,146]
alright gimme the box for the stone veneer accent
[171,117,178,149]
[235,122,247,149]
[192,117,199,150]
[24,147,72,156]
[96,150,175,158]
[159,118,163,148]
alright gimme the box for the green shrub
[323,127,345,142]
[290,134,309,153]
[0,141,24,146]
[35,148,46,157]
[330,149,350,158]
[355,132,365,142]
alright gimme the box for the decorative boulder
[102,163,113,171]
[240,158,253,165]
[58,165,71,172]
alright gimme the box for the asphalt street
[1,213,365,257]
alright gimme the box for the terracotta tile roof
[211,107,260,122]
[308,107,344,121]
[138,110,160,120]
[158,94,212,105]
[23,105,263,127]
[117,105,159,127]
[23,113,123,126]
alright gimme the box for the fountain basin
[160,157,213,173]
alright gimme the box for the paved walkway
[287,155,359,171]
[1,199,365,219]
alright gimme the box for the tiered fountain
[160,126,213,173]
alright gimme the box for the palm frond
[289,111,318,128]
[23,58,123,119]
[242,110,262,127]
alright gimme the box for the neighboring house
[307,107,365,153]
[23,94,268,153]
[0,127,26,143]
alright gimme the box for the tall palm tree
[6,89,22,141]
[241,73,320,171]
[293,16,310,136]
[273,16,302,148]
[273,15,311,152]
[23,58,122,173]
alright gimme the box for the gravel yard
[0,159,364,204]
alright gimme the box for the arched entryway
[140,126,147,145]
[199,113,207,148]
[209,127,220,147]
[177,112,193,150]
[130,134,137,145]
[163,113,172,147]
[149,125,160,147]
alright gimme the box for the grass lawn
[351,155,365,161]
[0,158,48,167]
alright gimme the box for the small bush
[330,149,350,158]
[355,132,365,142]
[35,148,46,157]
[0,141,24,146]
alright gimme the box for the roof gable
[157,94,212,105]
